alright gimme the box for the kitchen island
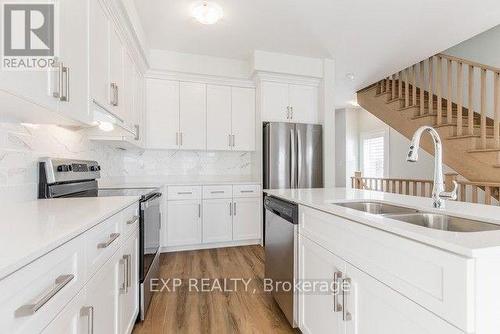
[264,187,500,334]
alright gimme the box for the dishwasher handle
[264,196,298,224]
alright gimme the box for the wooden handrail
[438,53,500,74]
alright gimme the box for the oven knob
[97,165,101,171]
[89,166,96,171]
[57,165,70,172]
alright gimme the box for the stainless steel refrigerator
[263,122,323,189]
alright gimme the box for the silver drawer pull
[127,215,139,225]
[177,191,192,195]
[240,190,254,193]
[333,271,343,312]
[97,233,120,249]
[80,306,94,334]
[15,274,75,317]
[342,277,352,321]
[210,191,225,194]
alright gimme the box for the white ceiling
[133,0,500,107]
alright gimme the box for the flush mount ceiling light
[192,1,223,25]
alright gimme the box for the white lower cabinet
[299,234,464,334]
[39,208,140,334]
[232,197,261,241]
[167,200,202,246]
[203,199,233,243]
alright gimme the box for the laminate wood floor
[132,245,296,334]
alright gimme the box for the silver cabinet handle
[233,202,237,216]
[198,203,201,218]
[232,134,235,147]
[240,190,254,193]
[290,106,294,119]
[80,306,94,334]
[342,277,352,321]
[229,202,232,216]
[333,271,343,312]
[97,233,120,249]
[228,134,232,147]
[60,66,70,102]
[110,83,116,106]
[286,106,290,119]
[126,254,131,288]
[15,274,75,317]
[52,60,63,99]
[211,190,225,194]
[180,132,183,146]
[127,215,139,225]
[115,84,119,106]
[120,255,128,294]
[177,191,192,195]
[176,132,179,146]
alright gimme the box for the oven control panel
[40,158,101,184]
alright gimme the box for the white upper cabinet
[206,85,256,151]
[231,87,256,151]
[122,51,135,127]
[261,81,319,124]
[146,79,179,150]
[261,81,289,122]
[207,85,232,151]
[179,82,207,150]
[289,84,318,124]
[56,0,90,124]
[109,26,124,119]
[89,0,109,110]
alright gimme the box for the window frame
[359,129,390,178]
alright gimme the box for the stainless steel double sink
[334,201,500,232]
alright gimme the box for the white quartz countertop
[264,188,500,258]
[0,196,139,280]
[99,175,262,189]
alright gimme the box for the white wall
[149,49,251,78]
[336,108,456,185]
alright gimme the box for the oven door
[140,193,161,281]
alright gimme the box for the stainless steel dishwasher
[264,196,298,328]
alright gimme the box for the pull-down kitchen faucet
[407,126,458,209]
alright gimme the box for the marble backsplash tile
[0,123,253,202]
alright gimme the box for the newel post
[354,171,362,189]
[444,172,459,192]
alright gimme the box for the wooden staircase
[357,53,500,183]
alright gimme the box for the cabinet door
[119,231,139,334]
[109,26,124,117]
[231,87,255,151]
[179,82,206,150]
[232,198,261,241]
[261,81,289,122]
[122,51,135,127]
[298,235,346,334]
[206,85,232,151]
[89,0,109,109]
[146,79,179,149]
[202,199,233,243]
[288,84,318,124]
[167,200,202,246]
[56,0,90,124]
[344,263,463,334]
[42,289,86,334]
[84,254,118,334]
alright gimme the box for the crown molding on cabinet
[146,70,256,88]
[101,0,149,74]
[253,71,322,87]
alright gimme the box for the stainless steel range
[38,158,161,321]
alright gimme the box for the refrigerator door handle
[297,128,303,188]
[290,128,296,188]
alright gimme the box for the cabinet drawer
[299,205,474,332]
[85,212,122,277]
[168,186,202,200]
[203,185,233,199]
[122,202,140,238]
[233,184,261,198]
[0,237,84,334]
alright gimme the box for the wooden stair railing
[375,53,500,151]
[351,172,500,206]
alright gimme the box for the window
[361,131,387,177]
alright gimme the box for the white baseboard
[160,239,262,253]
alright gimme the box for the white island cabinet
[263,187,500,334]
[1,200,140,334]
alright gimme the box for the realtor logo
[2,3,56,70]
